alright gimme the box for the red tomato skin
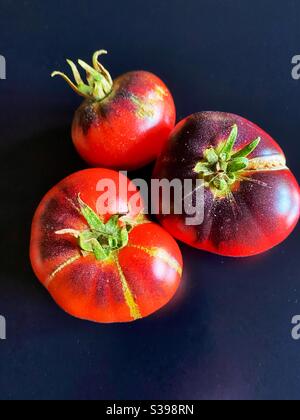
[30,169,183,323]
[153,112,300,257]
[72,71,176,171]
[118,224,183,318]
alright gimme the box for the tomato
[52,50,176,171]
[30,169,183,323]
[153,112,300,257]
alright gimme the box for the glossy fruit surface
[153,112,300,257]
[52,51,176,171]
[30,169,183,323]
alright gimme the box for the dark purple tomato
[153,112,300,257]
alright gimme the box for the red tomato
[30,169,183,323]
[153,112,300,257]
[52,50,176,171]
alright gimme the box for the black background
[0,0,299,400]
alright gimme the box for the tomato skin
[72,71,176,171]
[30,169,182,323]
[118,224,183,318]
[153,112,300,257]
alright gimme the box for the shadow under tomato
[0,126,84,285]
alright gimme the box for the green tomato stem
[51,50,113,101]
[194,125,261,195]
[56,196,135,261]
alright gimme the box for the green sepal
[78,196,105,232]
[213,178,228,191]
[77,197,133,260]
[226,173,237,185]
[52,50,113,101]
[194,124,262,195]
[108,237,118,249]
[220,161,228,172]
[232,137,261,159]
[104,215,120,236]
[194,162,214,175]
[79,232,109,261]
[79,231,96,253]
[66,60,93,97]
[56,197,139,261]
[220,124,238,161]
[227,157,249,173]
[90,238,110,261]
[205,148,219,165]
[120,227,129,247]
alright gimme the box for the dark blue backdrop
[0,0,299,400]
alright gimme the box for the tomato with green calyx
[153,112,300,257]
[30,169,183,323]
[52,50,176,171]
